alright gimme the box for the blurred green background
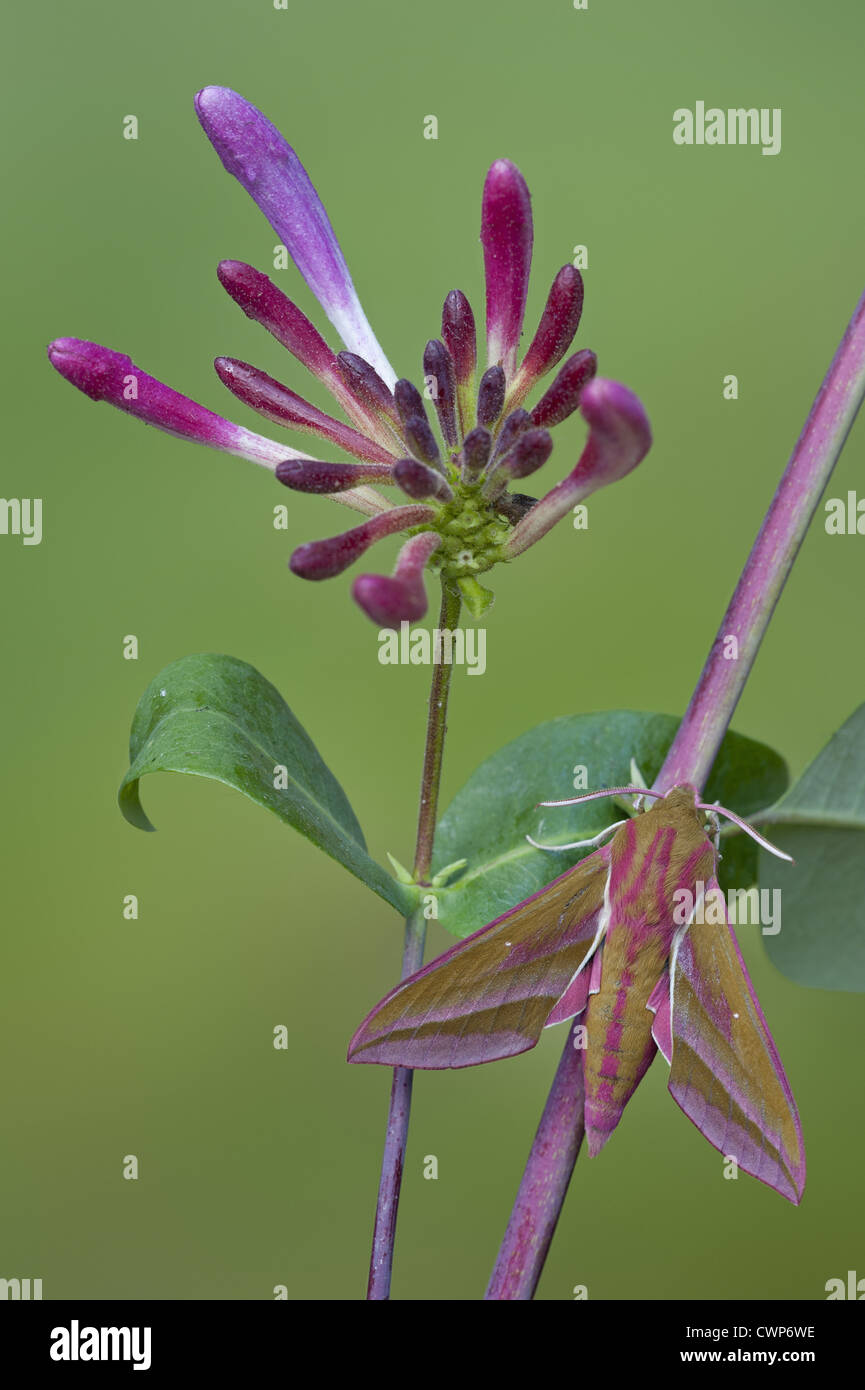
[2,0,864,1300]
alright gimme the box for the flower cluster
[48,87,652,623]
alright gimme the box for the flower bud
[337,352,402,429]
[423,339,457,447]
[289,505,435,579]
[47,338,297,469]
[477,365,506,428]
[460,427,492,481]
[404,412,442,469]
[215,357,395,464]
[276,459,393,493]
[393,458,453,502]
[394,378,426,425]
[510,266,584,406]
[481,159,533,378]
[499,427,553,479]
[441,290,477,384]
[352,532,442,625]
[531,350,598,428]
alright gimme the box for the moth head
[644,783,701,823]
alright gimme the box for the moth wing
[348,851,609,1069]
[647,974,672,1062]
[667,876,805,1203]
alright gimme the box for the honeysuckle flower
[47,86,653,625]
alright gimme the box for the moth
[348,783,805,1203]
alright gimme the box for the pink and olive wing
[667,879,805,1203]
[348,852,609,1069]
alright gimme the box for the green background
[3,0,864,1300]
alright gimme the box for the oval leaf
[119,654,415,916]
[431,710,788,937]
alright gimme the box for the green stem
[366,580,462,1300]
[412,584,463,881]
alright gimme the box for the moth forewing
[666,875,805,1203]
[348,850,609,1069]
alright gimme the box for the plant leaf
[119,653,416,916]
[431,710,788,937]
[757,703,865,991]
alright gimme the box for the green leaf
[119,654,416,916]
[431,710,788,937]
[757,704,865,991]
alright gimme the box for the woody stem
[366,580,462,1300]
[486,286,865,1301]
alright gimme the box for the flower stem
[366,580,462,1300]
[485,287,865,1300]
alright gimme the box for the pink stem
[484,1034,585,1300]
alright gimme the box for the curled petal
[393,458,453,502]
[509,265,584,408]
[423,339,458,447]
[289,504,435,580]
[195,86,396,385]
[481,159,533,378]
[569,378,652,489]
[276,459,394,493]
[214,357,395,464]
[353,532,443,625]
[505,378,652,556]
[477,365,506,428]
[47,338,307,469]
[531,349,598,428]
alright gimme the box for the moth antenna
[538,786,665,809]
[696,802,794,863]
[526,819,627,854]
